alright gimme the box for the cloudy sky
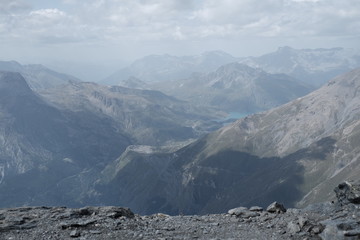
[0,0,359,80]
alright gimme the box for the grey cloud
[0,0,30,14]
[0,0,359,58]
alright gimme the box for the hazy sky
[0,0,359,80]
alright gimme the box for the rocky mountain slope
[96,67,360,215]
[240,46,360,87]
[0,71,224,208]
[1,181,359,240]
[0,60,80,90]
[151,62,312,113]
[102,51,238,85]
[39,81,223,145]
[0,71,132,207]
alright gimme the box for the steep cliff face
[98,68,360,215]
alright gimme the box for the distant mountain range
[95,67,360,215]
[101,51,238,85]
[240,46,360,87]
[104,47,360,89]
[150,62,312,113]
[0,61,80,90]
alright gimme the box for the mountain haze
[151,62,312,113]
[102,51,237,85]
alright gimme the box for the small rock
[287,221,301,234]
[89,230,102,234]
[266,202,286,213]
[298,216,308,228]
[70,230,81,238]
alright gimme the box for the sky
[0,0,359,81]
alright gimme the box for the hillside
[39,82,223,145]
[0,71,224,207]
[0,71,131,207]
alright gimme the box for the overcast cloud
[0,0,359,80]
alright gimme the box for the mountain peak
[216,62,263,75]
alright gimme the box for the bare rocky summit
[1,182,359,240]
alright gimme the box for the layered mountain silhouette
[96,67,360,215]
[150,62,312,113]
[0,61,80,90]
[102,51,238,85]
[240,46,360,87]
[103,47,360,90]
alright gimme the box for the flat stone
[227,207,248,216]
[249,206,263,212]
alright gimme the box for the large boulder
[334,181,360,205]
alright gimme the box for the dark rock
[266,202,286,213]
[344,229,360,237]
[334,181,360,205]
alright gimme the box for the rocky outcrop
[334,180,360,205]
[0,182,359,239]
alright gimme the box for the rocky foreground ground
[1,181,359,240]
